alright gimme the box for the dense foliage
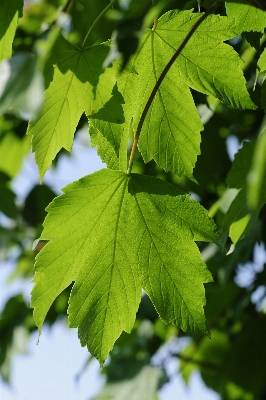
[1,0,266,399]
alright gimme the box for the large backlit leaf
[90,125,120,170]
[119,10,255,179]
[31,169,218,365]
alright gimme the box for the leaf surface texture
[226,1,266,34]
[31,169,218,364]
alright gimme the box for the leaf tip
[38,167,46,184]
[99,359,105,371]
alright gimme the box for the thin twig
[81,0,116,49]
[126,2,217,174]
[151,0,157,30]
[62,0,73,13]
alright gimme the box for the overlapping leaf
[226,0,266,50]
[119,10,256,180]
[27,35,124,180]
[226,1,266,34]
[31,169,218,364]
[89,125,120,170]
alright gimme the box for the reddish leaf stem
[126,2,217,175]
[62,0,73,13]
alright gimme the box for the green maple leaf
[31,169,218,365]
[119,10,256,180]
[27,35,123,181]
[0,0,23,61]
